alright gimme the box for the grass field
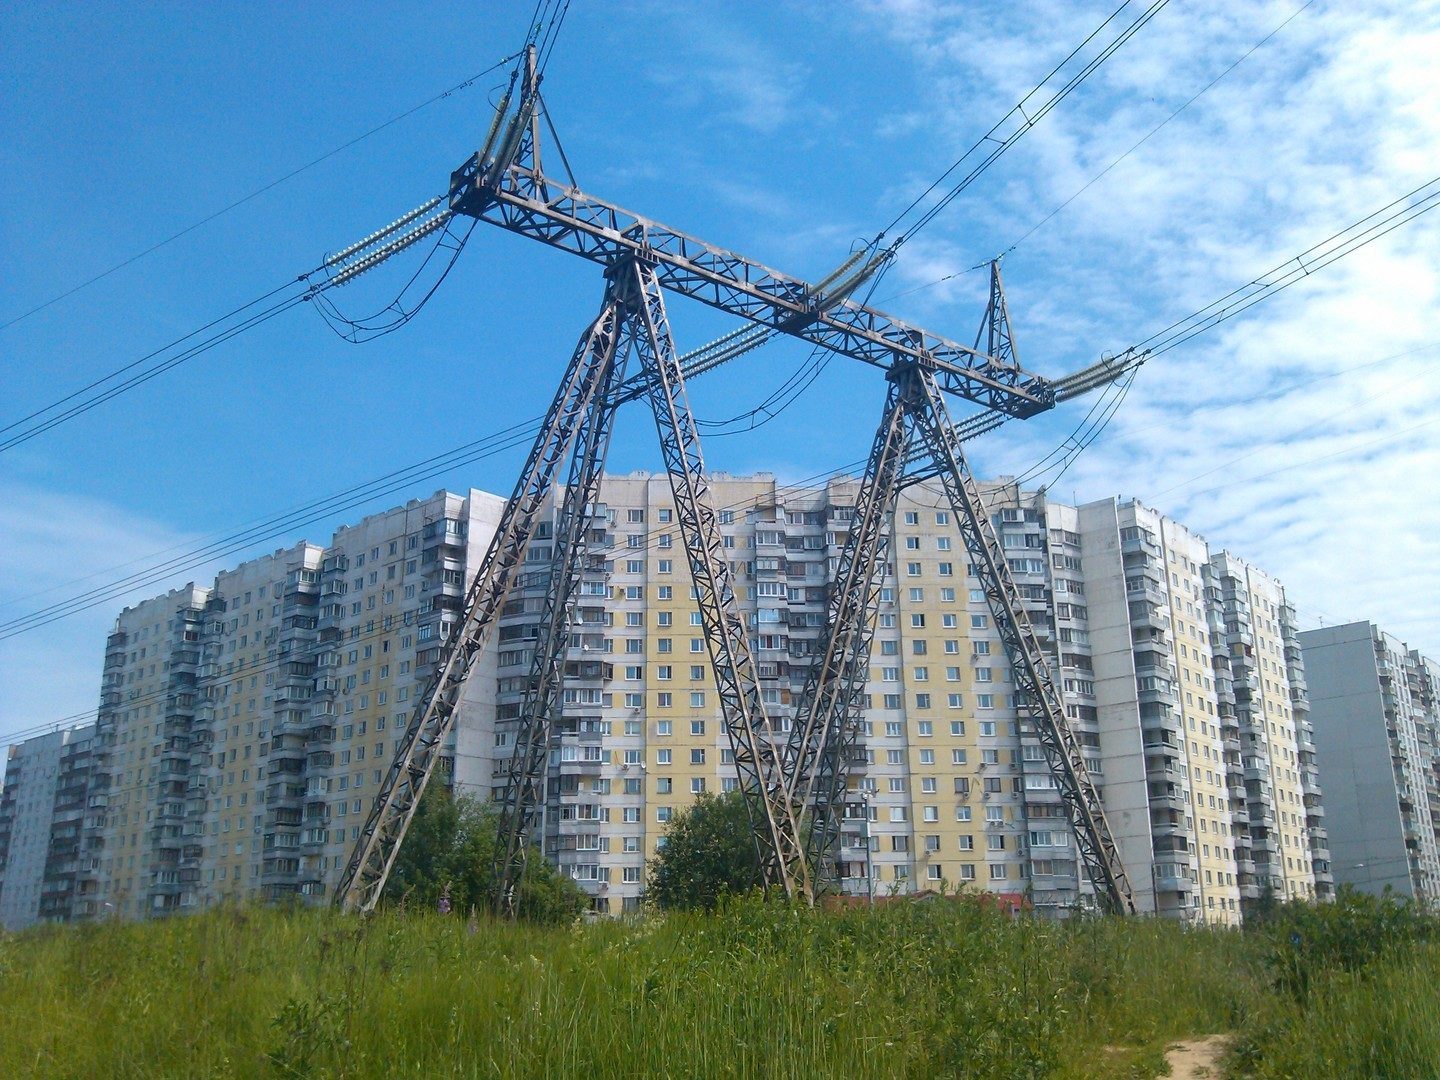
[0,893,1435,1078]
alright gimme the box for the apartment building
[1298,622,1440,906]
[76,490,505,917]
[0,725,95,929]
[27,473,1338,922]
[471,472,1037,911]
[1210,555,1331,908]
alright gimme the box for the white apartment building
[0,725,95,929]
[36,473,1337,922]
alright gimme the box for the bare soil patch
[1163,1035,1230,1079]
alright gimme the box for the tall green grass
[0,896,1433,1078]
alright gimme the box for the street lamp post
[860,788,875,907]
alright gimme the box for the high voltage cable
[2,10,1416,642]
[0,55,518,333]
[977,172,1440,472]
[7,167,1434,638]
[999,0,1316,261]
[0,0,1150,453]
[879,0,1172,249]
[0,290,316,453]
[0,413,545,637]
[1148,362,1436,499]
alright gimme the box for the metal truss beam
[905,364,1137,914]
[334,287,624,914]
[492,317,628,917]
[783,371,916,884]
[623,256,810,901]
[448,86,1053,419]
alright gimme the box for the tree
[647,789,763,910]
[381,783,587,924]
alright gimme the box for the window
[690,719,706,735]
[655,720,672,736]
[656,749,672,765]
[971,614,988,629]
[690,748,706,765]
[690,692,706,708]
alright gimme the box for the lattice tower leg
[904,362,1137,915]
[623,257,811,902]
[335,294,625,913]
[784,370,917,887]
[492,332,629,917]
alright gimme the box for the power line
[0,55,517,333]
[1002,0,1316,259]
[0,288,316,453]
[875,0,1311,308]
[1181,413,1440,502]
[883,0,1173,248]
[1148,362,1435,499]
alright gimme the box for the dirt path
[1163,1035,1230,1079]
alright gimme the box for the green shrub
[1251,887,1436,1000]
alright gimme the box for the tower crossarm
[448,157,1054,420]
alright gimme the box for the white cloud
[864,0,1440,654]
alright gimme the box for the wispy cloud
[0,484,209,746]
[864,0,1440,653]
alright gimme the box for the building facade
[7,475,1346,923]
[0,725,95,929]
[75,490,504,919]
[1297,622,1440,906]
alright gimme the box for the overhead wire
[879,0,1173,250]
[0,53,519,334]
[11,167,1432,640]
[6,5,1427,650]
[878,0,1315,310]
[980,173,1440,480]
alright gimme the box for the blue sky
[3,0,1439,750]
